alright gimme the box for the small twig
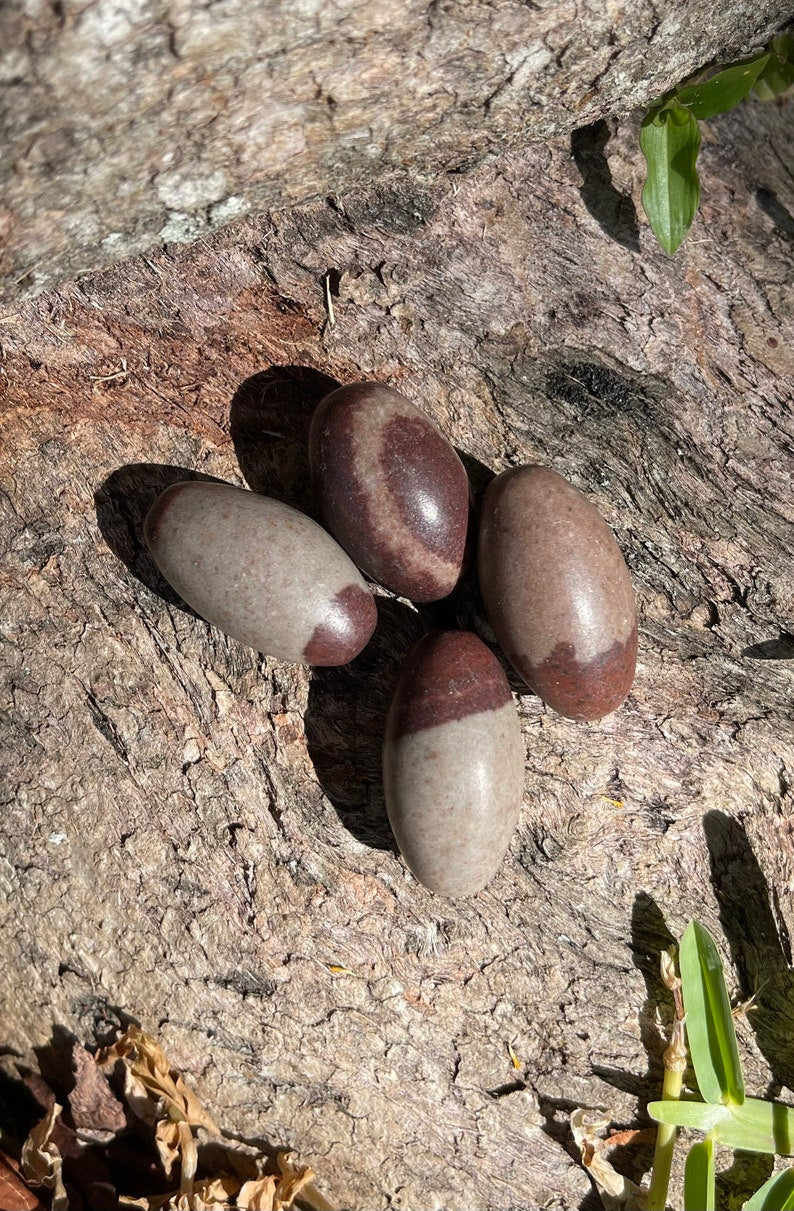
[646,948,687,1211]
[323,271,336,328]
[89,358,128,384]
[14,263,39,285]
[297,1180,337,1211]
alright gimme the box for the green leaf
[713,1098,794,1155]
[753,43,794,99]
[685,1138,715,1211]
[649,1097,794,1155]
[640,103,701,255]
[648,1100,730,1132]
[676,56,770,119]
[679,920,744,1105]
[744,1167,794,1210]
[770,34,794,63]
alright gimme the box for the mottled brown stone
[383,631,525,897]
[308,382,469,601]
[144,481,376,666]
[478,465,637,720]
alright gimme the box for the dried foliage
[570,1109,648,1210]
[17,1028,332,1211]
[1,1148,46,1210]
[20,1104,68,1211]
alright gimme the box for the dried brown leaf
[273,1153,331,1211]
[69,1044,127,1142]
[154,1119,183,1181]
[120,1174,243,1210]
[571,1109,646,1211]
[194,1176,242,1206]
[101,1029,335,1211]
[100,1027,219,1135]
[20,1104,69,1211]
[237,1175,278,1210]
[172,1174,241,1209]
[0,1151,45,1211]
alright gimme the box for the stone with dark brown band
[383,631,525,898]
[144,481,377,666]
[308,382,469,602]
[385,630,513,738]
[478,464,637,720]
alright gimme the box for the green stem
[647,951,688,1211]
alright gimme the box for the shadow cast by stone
[571,121,640,254]
[742,632,794,660]
[95,462,223,612]
[305,596,427,854]
[756,187,794,241]
[229,365,340,511]
[456,447,495,509]
[703,810,794,1097]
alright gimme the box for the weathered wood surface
[1,95,793,1209]
[2,0,792,303]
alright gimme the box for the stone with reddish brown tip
[308,382,469,601]
[478,465,637,720]
[144,481,377,666]
[383,631,525,897]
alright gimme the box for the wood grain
[0,97,792,1209]
[1,0,791,302]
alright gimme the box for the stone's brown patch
[302,583,377,666]
[309,386,378,565]
[143,481,191,550]
[309,382,469,602]
[380,414,469,563]
[521,622,638,720]
[386,631,513,739]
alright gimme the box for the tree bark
[1,91,793,1208]
[1,0,791,302]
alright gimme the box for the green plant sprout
[647,920,794,1210]
[640,34,794,254]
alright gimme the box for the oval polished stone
[383,631,525,898]
[144,481,377,665]
[478,465,637,720]
[308,382,469,601]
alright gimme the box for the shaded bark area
[0,96,793,1209]
[2,0,792,302]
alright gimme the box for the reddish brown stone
[478,464,637,720]
[385,630,512,738]
[308,382,469,601]
[303,584,378,666]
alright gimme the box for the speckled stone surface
[144,481,376,666]
[383,631,525,897]
[308,382,470,601]
[478,465,637,720]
